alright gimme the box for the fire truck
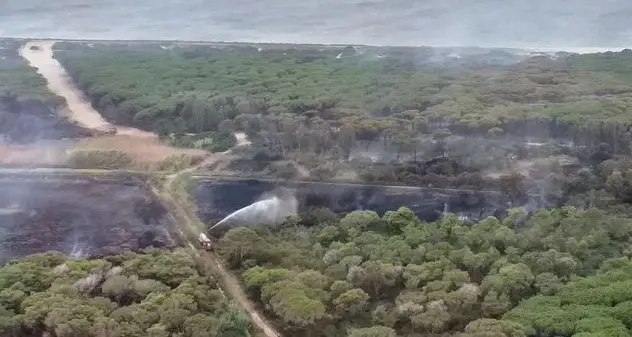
[198,233,213,251]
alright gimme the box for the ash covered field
[0,174,178,263]
[194,179,524,230]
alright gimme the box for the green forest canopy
[216,205,632,337]
[52,43,632,137]
[504,256,632,337]
[5,202,632,337]
[0,249,252,337]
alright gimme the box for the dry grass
[156,153,205,173]
[67,149,133,169]
[72,135,208,169]
[0,136,209,171]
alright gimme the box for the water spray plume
[210,193,298,230]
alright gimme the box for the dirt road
[18,40,206,166]
[160,168,282,337]
[204,252,281,337]
[148,130,278,337]
[19,40,155,138]
[16,40,279,336]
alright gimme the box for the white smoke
[69,241,85,259]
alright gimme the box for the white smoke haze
[69,241,85,259]
[211,188,298,230]
[1,0,632,52]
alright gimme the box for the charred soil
[0,174,178,263]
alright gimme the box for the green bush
[156,154,205,172]
[67,150,133,169]
[168,131,237,152]
[0,250,246,337]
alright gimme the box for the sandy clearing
[19,40,155,138]
[0,137,208,168]
[18,40,210,166]
[12,40,277,336]
[72,135,207,166]
[16,40,256,168]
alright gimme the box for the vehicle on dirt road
[198,233,213,251]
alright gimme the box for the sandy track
[72,135,206,167]
[204,252,281,337]
[19,40,155,138]
[17,39,278,336]
[17,40,207,166]
[14,39,276,336]
[160,168,282,337]
[158,129,280,337]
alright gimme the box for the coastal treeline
[48,43,632,191]
[217,205,632,337]
[53,43,632,154]
[0,249,252,337]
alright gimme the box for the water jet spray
[210,189,298,231]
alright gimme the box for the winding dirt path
[204,252,281,337]
[19,40,155,138]
[17,40,206,166]
[161,167,281,337]
[157,129,281,337]
[18,39,278,336]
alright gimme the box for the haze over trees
[51,43,632,187]
[53,43,632,149]
[8,39,632,337]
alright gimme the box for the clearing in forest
[17,39,277,337]
[18,40,207,166]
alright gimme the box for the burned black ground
[0,174,178,263]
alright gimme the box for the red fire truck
[198,233,213,251]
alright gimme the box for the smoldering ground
[0,175,178,263]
